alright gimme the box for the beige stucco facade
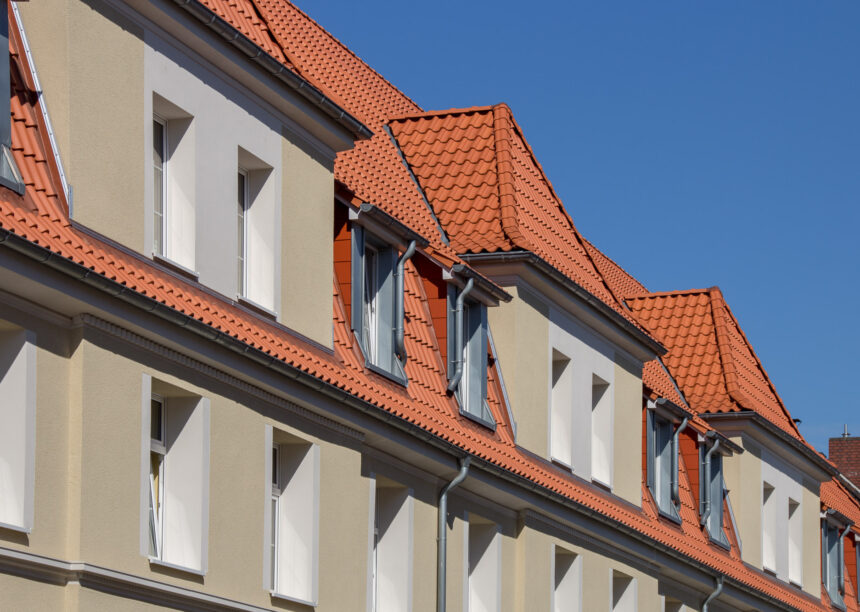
[1,0,836,611]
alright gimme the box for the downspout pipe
[446,278,474,393]
[838,522,853,594]
[671,417,689,508]
[702,575,724,612]
[394,240,416,363]
[437,457,470,612]
[700,439,721,527]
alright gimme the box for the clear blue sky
[297,1,860,454]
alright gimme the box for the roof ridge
[708,287,755,412]
[388,104,498,123]
[583,237,649,292]
[626,288,713,300]
[710,287,804,440]
[254,0,424,114]
[492,104,530,249]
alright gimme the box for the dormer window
[646,400,688,522]
[349,208,421,383]
[823,512,853,610]
[447,282,493,427]
[699,436,735,548]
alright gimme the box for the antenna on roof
[844,424,851,438]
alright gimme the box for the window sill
[152,253,199,281]
[0,521,30,534]
[270,591,316,607]
[459,407,496,431]
[656,506,683,526]
[591,478,612,493]
[706,531,731,551]
[237,296,278,320]
[366,361,408,387]
[148,556,206,577]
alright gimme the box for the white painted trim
[148,556,206,577]
[199,397,211,575]
[11,4,72,205]
[23,330,36,533]
[310,443,321,605]
[0,545,272,611]
[366,474,376,612]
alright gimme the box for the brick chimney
[830,426,860,488]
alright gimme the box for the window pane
[153,120,165,255]
[237,172,246,295]
[363,247,378,362]
[150,398,163,442]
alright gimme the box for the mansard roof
[626,287,803,441]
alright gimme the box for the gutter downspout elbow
[702,575,724,612]
[437,457,471,612]
[446,278,474,393]
[700,439,721,527]
[671,417,689,508]
[394,240,417,363]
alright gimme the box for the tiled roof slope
[388,105,646,333]
[627,288,803,440]
[250,0,463,267]
[198,0,291,66]
[3,6,833,610]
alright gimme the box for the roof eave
[701,410,837,480]
[461,251,666,359]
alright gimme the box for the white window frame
[610,570,637,612]
[152,115,168,257]
[363,241,381,365]
[264,431,320,606]
[139,375,210,575]
[465,516,501,612]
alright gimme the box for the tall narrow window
[371,483,412,612]
[822,520,845,607]
[648,414,679,520]
[270,445,279,590]
[591,374,611,487]
[271,441,319,604]
[448,286,492,426]
[550,351,573,467]
[149,395,166,558]
[761,482,776,572]
[553,547,581,612]
[237,169,248,296]
[141,377,209,573]
[611,571,636,612]
[363,243,381,364]
[700,447,728,546]
[351,226,403,379]
[152,117,167,256]
[787,498,801,585]
[468,519,501,612]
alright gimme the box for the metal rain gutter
[171,0,372,141]
[702,575,724,612]
[671,416,689,509]
[0,229,819,612]
[700,439,721,527]
[446,278,474,393]
[394,239,416,363]
[437,457,470,612]
[460,250,665,356]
